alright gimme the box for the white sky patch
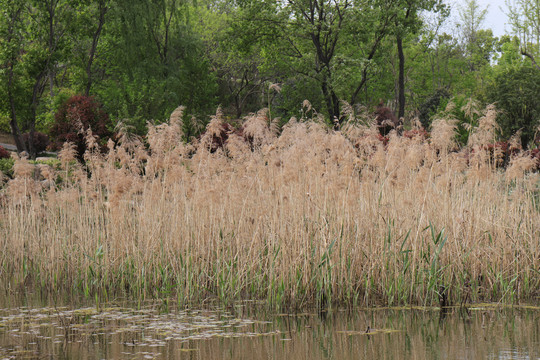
[448,0,512,37]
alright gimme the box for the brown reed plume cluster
[0,104,539,309]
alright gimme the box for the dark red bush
[377,133,389,147]
[22,132,50,154]
[530,149,540,170]
[0,145,10,159]
[200,121,245,153]
[50,95,111,159]
[209,122,235,152]
[403,128,429,140]
[470,141,520,168]
[375,101,401,136]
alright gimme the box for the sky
[446,0,512,37]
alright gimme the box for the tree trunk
[397,34,405,120]
[321,80,339,124]
[28,72,47,159]
[85,1,107,96]
[350,38,384,105]
[235,95,242,119]
[28,101,38,158]
[521,49,540,71]
[8,100,26,154]
[7,65,26,153]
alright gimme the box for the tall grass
[0,106,538,309]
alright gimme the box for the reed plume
[0,104,538,309]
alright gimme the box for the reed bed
[0,106,539,309]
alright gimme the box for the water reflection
[0,299,539,359]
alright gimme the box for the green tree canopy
[487,64,540,147]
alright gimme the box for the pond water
[0,295,539,359]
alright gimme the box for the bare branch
[521,49,540,71]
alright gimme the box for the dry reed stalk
[0,105,538,307]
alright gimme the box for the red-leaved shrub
[22,132,50,154]
[0,145,10,159]
[530,149,540,170]
[199,120,245,153]
[377,133,389,147]
[208,122,237,153]
[403,128,429,140]
[50,95,111,159]
[375,101,401,136]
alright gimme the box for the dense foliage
[487,65,540,147]
[50,95,111,158]
[1,0,540,157]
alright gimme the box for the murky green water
[0,295,539,359]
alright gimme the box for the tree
[347,0,400,107]
[70,0,110,96]
[459,0,487,53]
[92,0,217,132]
[279,0,352,122]
[405,31,459,117]
[506,0,540,69]
[0,0,26,152]
[194,1,268,118]
[0,0,71,158]
[395,9,453,116]
[393,0,447,120]
[458,0,494,71]
[236,0,403,124]
[487,64,540,147]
